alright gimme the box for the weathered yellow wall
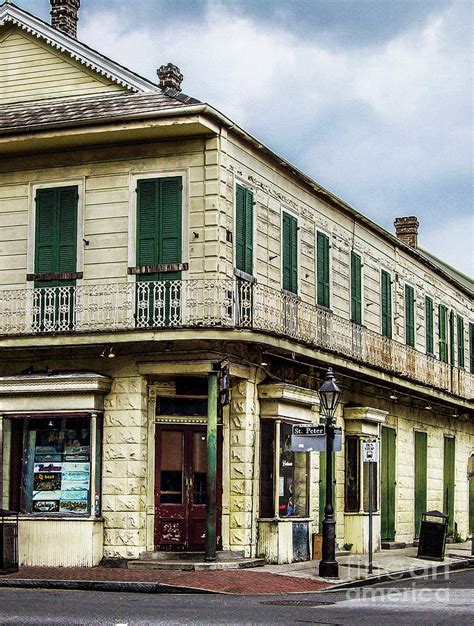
[0,28,126,104]
[0,138,219,288]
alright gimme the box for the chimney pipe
[157,63,183,92]
[394,216,419,249]
[50,0,80,39]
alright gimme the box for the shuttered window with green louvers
[136,176,182,281]
[425,296,434,354]
[470,322,474,374]
[35,186,78,279]
[351,251,362,323]
[235,184,253,275]
[316,231,330,308]
[381,270,392,338]
[405,284,415,347]
[438,304,448,363]
[282,212,298,294]
[457,315,465,368]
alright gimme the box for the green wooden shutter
[316,231,330,308]
[35,188,56,274]
[282,212,297,294]
[449,310,455,365]
[350,251,362,324]
[443,437,455,535]
[414,431,427,538]
[425,296,434,354]
[137,179,159,268]
[405,284,415,347]
[35,186,78,275]
[381,270,392,338]
[381,426,396,541]
[469,322,474,374]
[159,177,182,266]
[438,304,448,363]
[57,186,78,273]
[457,315,464,368]
[235,184,253,275]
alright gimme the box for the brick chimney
[157,63,183,92]
[50,0,80,38]
[394,216,419,249]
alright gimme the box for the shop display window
[5,414,100,517]
[259,420,309,518]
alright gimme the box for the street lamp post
[318,367,341,578]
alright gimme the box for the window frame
[316,229,331,309]
[425,295,435,355]
[380,268,393,339]
[234,182,255,277]
[350,249,363,325]
[404,282,416,348]
[281,209,299,295]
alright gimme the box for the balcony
[0,279,472,400]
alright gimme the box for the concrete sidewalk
[0,543,472,595]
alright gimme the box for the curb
[0,578,219,594]
[322,557,474,590]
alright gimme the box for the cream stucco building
[0,1,473,568]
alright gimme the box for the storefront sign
[362,439,380,463]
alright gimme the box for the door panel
[155,425,221,551]
[414,431,427,538]
[443,437,455,535]
[381,426,396,541]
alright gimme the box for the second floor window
[425,296,434,354]
[405,284,415,347]
[282,211,298,294]
[439,304,448,363]
[316,231,330,308]
[35,186,78,279]
[136,177,182,274]
[457,315,465,368]
[381,270,392,338]
[469,322,474,374]
[350,251,362,324]
[235,184,253,275]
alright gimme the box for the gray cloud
[17,0,474,275]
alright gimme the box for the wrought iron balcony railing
[0,279,472,399]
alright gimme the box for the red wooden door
[154,425,221,551]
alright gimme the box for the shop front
[0,372,111,566]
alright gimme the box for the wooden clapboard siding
[0,29,125,105]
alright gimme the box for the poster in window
[59,490,89,513]
[32,490,61,513]
[33,472,61,491]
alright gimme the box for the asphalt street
[0,567,472,625]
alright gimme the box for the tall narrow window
[438,304,448,363]
[449,310,455,365]
[235,184,253,275]
[344,436,360,512]
[381,270,392,338]
[34,186,78,331]
[282,212,298,294]
[350,251,362,324]
[136,177,182,327]
[316,231,330,308]
[470,322,474,374]
[425,296,434,354]
[457,315,465,368]
[405,284,415,347]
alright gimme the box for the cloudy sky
[22,0,473,276]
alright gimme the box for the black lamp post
[318,367,341,578]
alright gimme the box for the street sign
[291,426,342,453]
[362,439,379,463]
[292,424,325,436]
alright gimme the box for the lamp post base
[319,559,339,578]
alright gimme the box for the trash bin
[0,509,19,574]
[417,510,448,561]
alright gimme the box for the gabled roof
[0,90,201,133]
[0,1,158,92]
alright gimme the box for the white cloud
[79,2,472,276]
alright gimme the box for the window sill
[234,268,256,284]
[17,514,103,521]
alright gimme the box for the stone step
[138,550,245,562]
[381,541,407,550]
[128,558,265,572]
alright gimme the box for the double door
[154,424,221,551]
